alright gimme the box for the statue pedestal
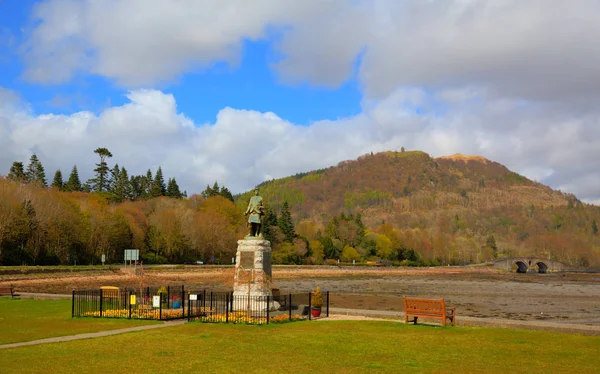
[232,239,278,311]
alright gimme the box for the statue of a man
[244,188,264,237]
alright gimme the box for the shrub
[311,286,323,308]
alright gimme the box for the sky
[0,0,599,204]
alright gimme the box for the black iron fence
[187,290,329,324]
[72,287,329,324]
[72,286,186,320]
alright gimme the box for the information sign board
[124,249,139,261]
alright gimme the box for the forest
[1,149,599,267]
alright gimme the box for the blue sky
[1,1,599,203]
[0,1,362,124]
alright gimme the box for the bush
[311,286,323,308]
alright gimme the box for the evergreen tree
[7,162,26,182]
[64,165,82,192]
[278,201,295,243]
[592,220,598,235]
[118,166,132,201]
[151,167,166,197]
[91,147,112,192]
[219,186,234,202]
[25,154,47,187]
[261,208,278,243]
[141,169,153,198]
[108,164,120,194]
[166,178,182,199]
[51,170,64,190]
[202,182,221,198]
[130,175,143,199]
[82,182,92,193]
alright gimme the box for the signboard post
[102,254,106,265]
[124,249,140,266]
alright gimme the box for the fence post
[71,289,75,318]
[167,286,170,309]
[181,285,185,316]
[326,291,330,317]
[289,293,292,320]
[308,291,312,321]
[159,292,163,320]
[226,293,229,323]
[187,291,191,322]
[129,290,132,319]
[99,289,103,318]
[266,295,270,324]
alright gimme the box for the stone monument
[232,188,278,311]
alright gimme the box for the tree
[51,170,64,190]
[278,201,295,243]
[108,164,121,194]
[64,166,82,192]
[91,147,113,192]
[25,154,47,187]
[142,169,153,198]
[202,182,220,198]
[7,162,26,182]
[592,220,598,236]
[219,186,234,202]
[166,178,182,199]
[485,235,498,259]
[151,167,166,197]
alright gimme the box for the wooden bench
[403,296,455,326]
[0,285,20,298]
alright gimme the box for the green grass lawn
[0,317,598,373]
[0,298,159,344]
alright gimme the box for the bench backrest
[0,286,14,294]
[404,296,446,315]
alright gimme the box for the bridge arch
[535,261,548,273]
[514,261,528,273]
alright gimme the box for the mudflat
[2,266,599,326]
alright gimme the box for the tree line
[7,148,186,202]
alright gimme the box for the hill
[237,150,600,267]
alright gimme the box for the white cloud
[1,87,599,204]
[9,1,600,203]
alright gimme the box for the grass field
[0,298,599,374]
[0,298,159,344]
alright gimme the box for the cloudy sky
[0,0,599,204]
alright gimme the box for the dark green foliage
[166,178,183,199]
[51,170,64,190]
[91,147,112,192]
[278,201,295,243]
[202,182,233,202]
[8,162,26,182]
[109,165,131,202]
[261,208,278,243]
[151,167,166,197]
[142,169,153,198]
[592,220,598,235]
[25,154,47,187]
[320,236,339,259]
[64,166,82,192]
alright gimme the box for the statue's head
[254,188,259,195]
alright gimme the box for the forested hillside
[0,180,244,266]
[2,149,599,267]
[237,150,600,267]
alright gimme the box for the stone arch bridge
[493,258,567,273]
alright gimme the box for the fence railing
[72,287,329,324]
